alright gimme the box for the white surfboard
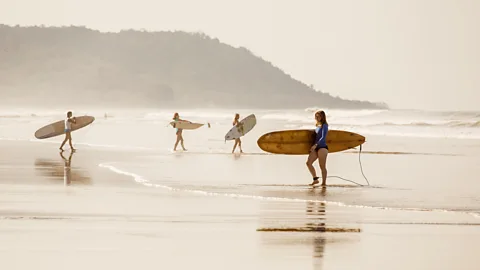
[170,121,204,130]
[34,116,95,139]
[225,114,256,140]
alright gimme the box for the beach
[1,108,480,269]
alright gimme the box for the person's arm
[68,118,76,124]
[177,118,192,124]
[315,124,328,145]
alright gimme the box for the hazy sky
[1,0,479,110]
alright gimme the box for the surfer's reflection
[34,151,91,186]
[233,152,242,160]
[306,187,327,262]
[60,151,73,186]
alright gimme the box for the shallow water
[1,108,480,221]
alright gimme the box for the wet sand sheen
[0,139,480,269]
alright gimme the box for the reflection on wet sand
[306,190,327,259]
[61,151,72,185]
[257,188,360,233]
[306,192,327,269]
[257,187,361,268]
[34,151,91,186]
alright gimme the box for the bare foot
[309,179,320,186]
[321,182,326,187]
[59,148,64,152]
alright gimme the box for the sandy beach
[1,120,480,270]
[0,142,480,269]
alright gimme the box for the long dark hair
[233,113,239,125]
[315,111,327,126]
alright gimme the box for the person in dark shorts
[60,111,76,152]
[306,110,329,186]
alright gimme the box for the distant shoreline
[0,24,388,110]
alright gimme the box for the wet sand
[1,140,480,269]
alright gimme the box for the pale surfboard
[225,114,257,140]
[169,121,204,130]
[34,116,95,139]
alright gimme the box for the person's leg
[232,139,239,153]
[306,150,319,185]
[60,133,68,150]
[317,148,328,186]
[67,132,75,150]
[180,133,186,150]
[174,132,181,151]
[238,138,243,153]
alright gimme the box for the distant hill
[0,25,388,109]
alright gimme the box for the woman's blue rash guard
[314,124,328,147]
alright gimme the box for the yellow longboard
[257,129,366,155]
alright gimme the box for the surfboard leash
[327,144,371,187]
[358,144,370,186]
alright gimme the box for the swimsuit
[174,117,182,134]
[65,117,72,133]
[314,124,328,151]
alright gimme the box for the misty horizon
[1,0,479,111]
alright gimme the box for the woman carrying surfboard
[59,111,76,152]
[306,111,328,186]
[172,112,188,151]
[231,113,244,153]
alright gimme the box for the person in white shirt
[60,111,76,151]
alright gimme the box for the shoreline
[1,136,480,269]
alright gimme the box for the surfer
[59,111,76,152]
[307,111,328,186]
[232,113,243,153]
[173,112,187,151]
